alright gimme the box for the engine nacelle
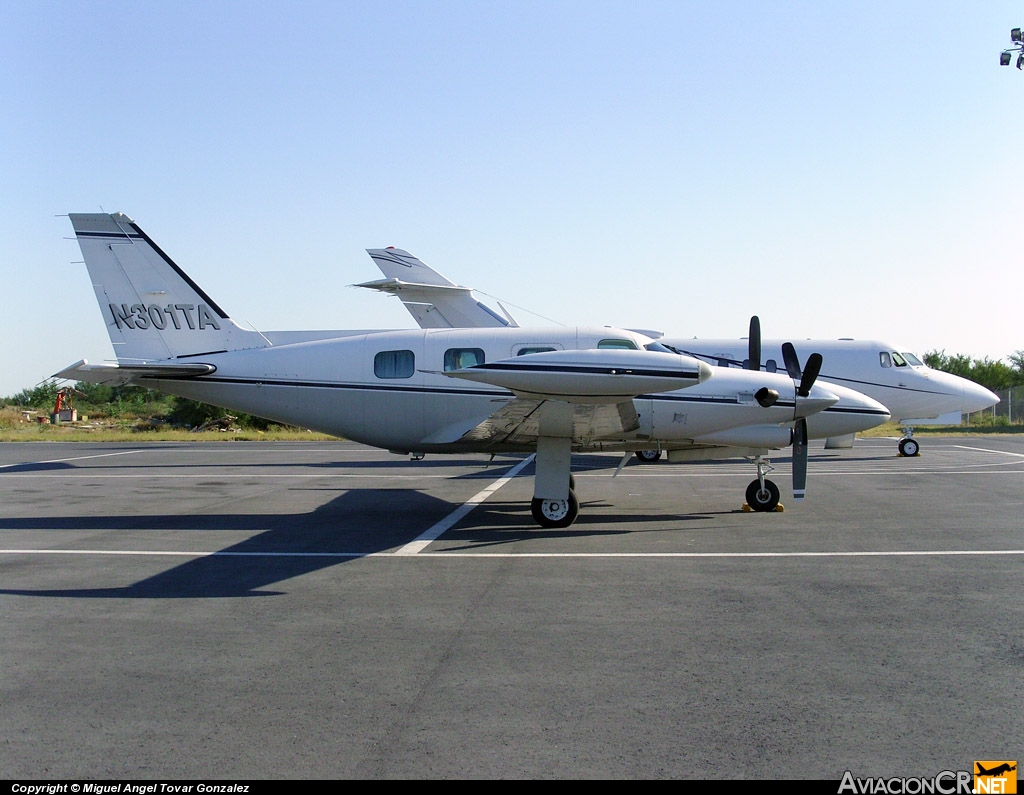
[691,425,794,449]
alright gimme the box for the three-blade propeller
[749,317,824,501]
[779,341,822,500]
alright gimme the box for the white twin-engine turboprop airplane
[54,213,888,528]
[359,248,999,458]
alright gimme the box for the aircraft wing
[439,349,710,401]
[434,348,710,447]
[458,398,641,447]
[54,359,216,386]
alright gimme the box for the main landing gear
[531,472,577,528]
[531,491,580,528]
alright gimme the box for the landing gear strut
[531,428,578,528]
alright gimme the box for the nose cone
[926,369,1001,414]
[962,379,1000,413]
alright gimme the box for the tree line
[922,350,1024,393]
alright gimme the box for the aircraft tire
[898,438,920,457]
[745,479,780,512]
[531,491,579,528]
[634,449,662,462]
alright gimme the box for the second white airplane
[358,248,999,458]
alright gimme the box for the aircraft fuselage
[138,326,882,453]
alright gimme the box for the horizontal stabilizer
[54,359,216,386]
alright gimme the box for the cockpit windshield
[881,350,922,368]
[645,341,681,354]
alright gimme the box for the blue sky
[2,1,1022,397]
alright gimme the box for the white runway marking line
[395,455,536,555]
[954,445,1024,458]
[0,449,146,469]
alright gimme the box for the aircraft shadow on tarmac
[1,447,867,599]
[0,488,451,599]
[0,480,734,598]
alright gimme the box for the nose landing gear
[744,455,782,512]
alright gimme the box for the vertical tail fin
[359,247,518,329]
[69,213,267,362]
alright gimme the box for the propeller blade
[797,352,823,397]
[781,342,802,379]
[747,316,761,371]
[792,417,808,501]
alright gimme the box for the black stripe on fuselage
[160,376,513,398]
[820,374,954,398]
[822,405,891,416]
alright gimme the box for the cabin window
[516,346,557,356]
[892,352,908,367]
[879,352,892,368]
[374,350,415,378]
[444,347,485,371]
[598,338,638,350]
[765,358,777,373]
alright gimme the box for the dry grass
[0,408,338,442]
[858,420,1024,437]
